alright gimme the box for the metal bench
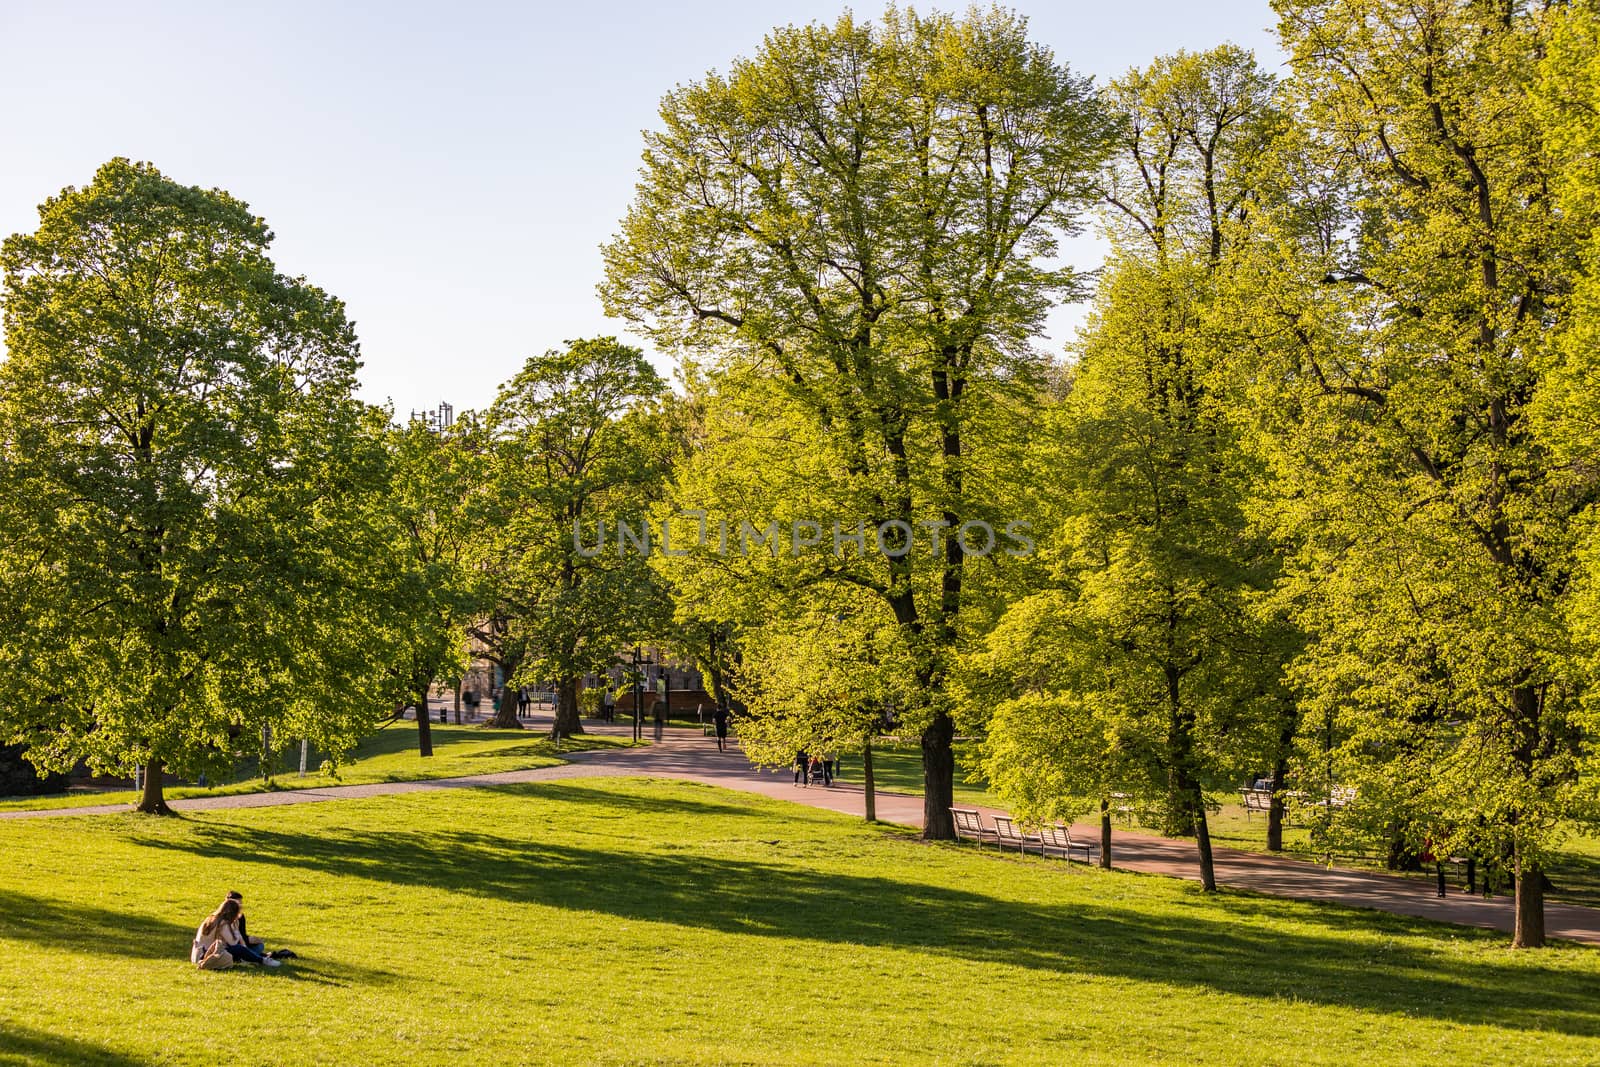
[1038,822,1094,863]
[950,807,996,845]
[1242,789,1274,817]
[993,815,1043,854]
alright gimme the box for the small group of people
[793,750,837,787]
[191,891,295,970]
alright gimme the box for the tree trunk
[1100,797,1113,869]
[453,680,462,725]
[415,679,434,757]
[1162,661,1197,837]
[1513,850,1546,949]
[1508,686,1545,948]
[863,737,876,823]
[551,676,585,738]
[921,710,956,840]
[1194,791,1217,891]
[484,690,522,729]
[136,757,172,815]
[483,659,523,729]
[1266,755,1289,852]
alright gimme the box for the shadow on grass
[1548,850,1600,910]
[0,1025,147,1066]
[0,888,395,989]
[0,890,198,961]
[118,782,1600,1039]
[495,781,788,822]
[455,743,561,761]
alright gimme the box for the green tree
[486,338,672,738]
[376,414,490,756]
[1249,0,1600,946]
[736,598,915,822]
[601,7,1110,838]
[976,46,1291,889]
[0,159,394,813]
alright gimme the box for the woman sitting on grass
[192,898,280,968]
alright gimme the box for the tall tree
[602,8,1110,838]
[976,46,1290,888]
[0,159,395,813]
[376,414,490,756]
[1253,0,1600,946]
[486,338,671,738]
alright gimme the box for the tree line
[2,1,1598,950]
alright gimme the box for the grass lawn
[2,778,1597,1065]
[862,740,997,808]
[0,724,636,812]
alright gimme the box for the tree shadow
[455,743,559,760]
[124,784,1600,1038]
[0,890,198,961]
[0,888,393,987]
[472,781,785,822]
[0,1025,148,1067]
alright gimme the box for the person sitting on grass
[224,890,296,960]
[193,899,279,968]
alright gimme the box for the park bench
[993,815,1043,854]
[950,807,996,845]
[1242,788,1274,817]
[1037,822,1094,863]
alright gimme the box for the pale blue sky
[0,1,1283,412]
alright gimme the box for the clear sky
[0,1,1284,413]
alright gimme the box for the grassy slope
[0,724,635,812]
[1,778,1596,1066]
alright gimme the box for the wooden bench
[1037,823,1094,863]
[992,815,1043,854]
[950,807,996,845]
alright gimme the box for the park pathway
[5,716,1599,946]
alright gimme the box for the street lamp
[631,646,643,745]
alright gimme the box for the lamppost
[631,646,643,745]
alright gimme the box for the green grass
[866,740,997,808]
[2,777,1596,1065]
[0,723,637,812]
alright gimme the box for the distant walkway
[6,717,1598,945]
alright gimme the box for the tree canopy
[0,159,396,812]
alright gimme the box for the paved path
[6,717,1598,945]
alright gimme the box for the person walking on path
[712,705,731,752]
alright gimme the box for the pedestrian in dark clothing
[712,706,731,752]
[794,750,809,786]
